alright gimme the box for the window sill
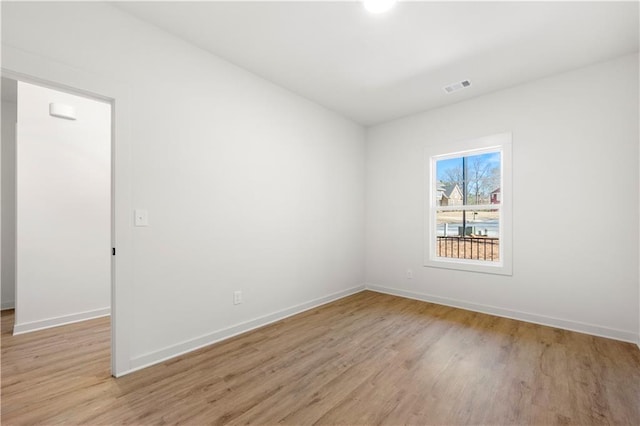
[424,257,512,276]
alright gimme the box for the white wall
[366,54,639,342]
[13,82,111,333]
[5,2,632,370]
[1,2,365,371]
[1,98,17,310]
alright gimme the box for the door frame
[2,45,133,377]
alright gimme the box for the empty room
[1,1,639,425]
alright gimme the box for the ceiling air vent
[443,80,471,94]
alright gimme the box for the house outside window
[425,133,512,275]
[490,188,501,204]
[438,183,463,206]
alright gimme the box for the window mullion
[435,205,501,212]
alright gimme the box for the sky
[436,152,501,182]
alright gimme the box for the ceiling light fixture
[363,0,397,14]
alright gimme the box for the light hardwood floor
[2,291,639,425]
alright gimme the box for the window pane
[463,152,501,205]
[436,209,500,262]
[435,152,501,206]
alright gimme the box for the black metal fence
[437,236,500,261]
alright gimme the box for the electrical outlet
[406,269,413,279]
[233,291,243,305]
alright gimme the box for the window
[425,133,512,275]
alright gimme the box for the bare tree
[467,157,492,204]
[442,165,463,190]
[487,166,500,196]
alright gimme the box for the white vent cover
[443,80,471,94]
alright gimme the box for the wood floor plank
[2,291,639,425]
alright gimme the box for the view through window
[434,150,502,263]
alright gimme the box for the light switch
[134,209,149,227]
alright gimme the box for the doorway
[1,76,113,367]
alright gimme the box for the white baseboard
[13,307,110,335]
[366,284,638,344]
[125,285,366,375]
[1,301,15,311]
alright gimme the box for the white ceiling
[115,1,639,125]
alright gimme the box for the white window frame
[424,133,512,275]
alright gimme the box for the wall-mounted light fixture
[49,103,77,120]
